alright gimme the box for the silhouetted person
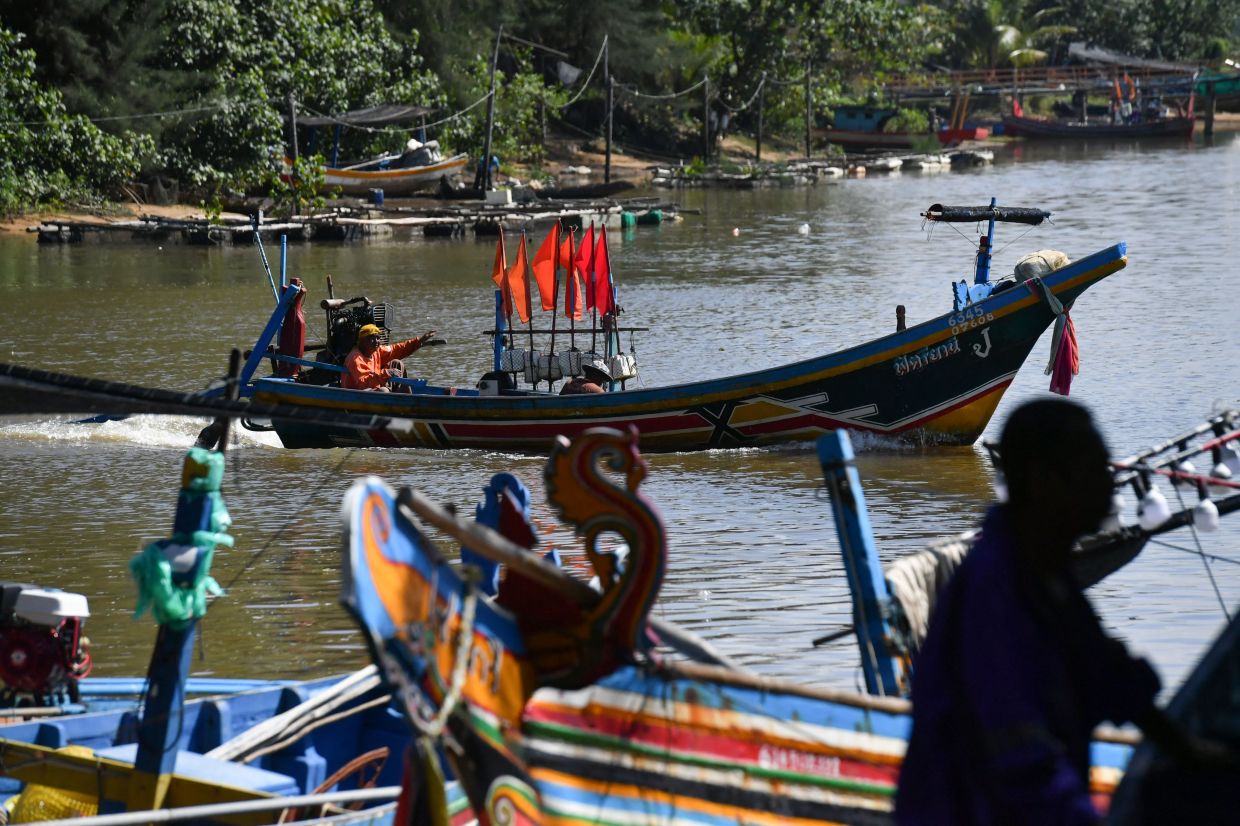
[896,399,1197,825]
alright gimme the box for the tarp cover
[294,104,433,127]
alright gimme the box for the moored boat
[242,200,1127,451]
[340,414,1240,825]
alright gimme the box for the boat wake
[0,415,282,449]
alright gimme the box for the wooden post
[703,76,711,161]
[605,38,613,185]
[1205,81,1216,138]
[756,72,765,163]
[287,93,300,216]
[804,57,812,159]
[480,26,502,193]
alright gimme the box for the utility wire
[298,92,492,136]
[620,76,709,101]
[717,76,766,113]
[560,36,608,109]
[0,98,262,129]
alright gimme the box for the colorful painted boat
[283,150,469,197]
[243,201,1126,451]
[341,425,1181,825]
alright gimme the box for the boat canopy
[923,203,1051,225]
[294,104,433,128]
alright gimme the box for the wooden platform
[30,197,680,245]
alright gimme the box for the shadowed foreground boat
[342,417,1240,824]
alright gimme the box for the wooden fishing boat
[1002,90,1195,140]
[341,417,1240,825]
[282,147,469,197]
[242,200,1127,451]
[1002,112,1195,139]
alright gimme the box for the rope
[219,448,356,592]
[767,68,810,86]
[412,585,478,738]
[717,76,766,113]
[298,92,491,136]
[620,76,709,101]
[1147,537,1240,568]
[560,36,608,109]
[1168,484,1232,620]
[0,98,263,129]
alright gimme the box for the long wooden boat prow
[244,200,1126,451]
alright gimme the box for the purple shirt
[896,505,1160,825]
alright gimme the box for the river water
[1,135,1238,698]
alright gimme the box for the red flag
[574,224,595,309]
[506,235,533,323]
[530,225,559,311]
[490,234,510,316]
[563,230,585,320]
[594,225,613,315]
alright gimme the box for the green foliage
[264,154,331,217]
[882,108,931,133]
[0,27,153,215]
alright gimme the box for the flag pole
[567,227,578,352]
[548,222,561,391]
[588,221,599,354]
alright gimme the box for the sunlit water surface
[1,135,1238,698]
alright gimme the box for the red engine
[0,583,91,706]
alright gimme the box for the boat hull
[254,244,1126,451]
[284,154,470,196]
[1002,115,1194,139]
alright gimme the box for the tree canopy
[0,0,1234,213]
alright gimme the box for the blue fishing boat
[339,414,1240,824]
[237,200,1126,451]
[0,377,457,826]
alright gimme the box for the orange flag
[506,235,533,323]
[530,224,560,311]
[574,224,595,309]
[594,225,613,315]
[563,230,585,320]
[490,233,510,316]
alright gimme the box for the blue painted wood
[240,284,302,386]
[493,289,505,373]
[974,196,998,284]
[817,430,908,697]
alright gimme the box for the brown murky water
[1,134,1238,695]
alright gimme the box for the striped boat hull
[255,243,1125,451]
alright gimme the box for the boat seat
[95,743,300,796]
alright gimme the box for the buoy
[731,227,740,236]
[1193,497,1220,532]
[797,223,810,235]
[1137,484,1171,531]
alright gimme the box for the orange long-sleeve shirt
[342,338,423,390]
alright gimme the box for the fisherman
[559,364,610,395]
[342,323,436,391]
[895,398,1212,825]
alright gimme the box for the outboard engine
[320,296,394,362]
[0,583,91,706]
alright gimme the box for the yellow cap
[357,324,383,343]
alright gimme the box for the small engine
[321,296,394,362]
[0,583,92,706]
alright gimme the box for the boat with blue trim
[239,200,1126,451]
[341,417,1240,825]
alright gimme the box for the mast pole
[480,26,502,193]
[756,72,765,164]
[604,37,613,185]
[975,196,997,285]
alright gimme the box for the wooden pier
[30,196,680,245]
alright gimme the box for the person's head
[998,399,1113,551]
[583,364,611,387]
[357,323,383,354]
